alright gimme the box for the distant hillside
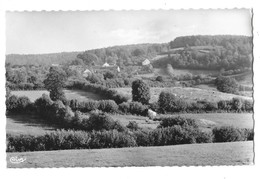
[153,35,253,71]
[6,52,81,66]
[6,35,253,70]
[169,35,252,49]
[6,43,168,66]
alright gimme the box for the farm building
[142,59,150,66]
[51,63,59,67]
[102,62,110,67]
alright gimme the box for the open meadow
[11,89,104,102]
[7,141,253,168]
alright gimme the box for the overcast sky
[6,9,252,54]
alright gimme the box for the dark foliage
[157,116,199,128]
[118,101,148,116]
[212,126,254,142]
[215,76,239,94]
[44,67,67,101]
[132,79,151,105]
[6,95,32,114]
[7,129,136,152]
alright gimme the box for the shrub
[119,101,148,116]
[149,102,159,112]
[242,100,253,112]
[204,101,218,111]
[6,95,19,113]
[158,92,187,113]
[231,98,243,111]
[148,126,197,146]
[98,100,118,113]
[212,126,246,142]
[215,76,239,94]
[133,129,151,146]
[132,79,150,105]
[242,128,254,140]
[34,94,54,117]
[82,100,99,112]
[118,102,130,114]
[217,100,232,111]
[84,111,125,132]
[157,116,199,128]
[126,121,139,131]
[6,95,32,114]
[156,76,164,82]
[194,130,213,143]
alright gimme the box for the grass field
[7,141,253,168]
[6,115,58,136]
[11,89,104,102]
[161,113,253,130]
[115,87,253,103]
[111,114,159,129]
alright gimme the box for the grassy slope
[115,87,253,103]
[11,89,104,102]
[164,113,253,129]
[7,141,253,168]
[6,115,58,136]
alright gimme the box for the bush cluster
[156,116,199,128]
[158,91,189,113]
[212,126,254,142]
[71,111,126,132]
[6,95,33,114]
[119,101,148,116]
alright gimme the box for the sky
[6,9,252,54]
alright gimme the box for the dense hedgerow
[212,126,254,142]
[69,99,119,113]
[79,111,126,132]
[126,121,140,131]
[133,125,213,146]
[7,129,137,152]
[7,124,253,152]
[118,101,148,116]
[156,116,199,128]
[6,95,33,114]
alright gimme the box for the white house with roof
[142,59,150,66]
[102,62,110,67]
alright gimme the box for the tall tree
[132,79,150,105]
[44,67,67,101]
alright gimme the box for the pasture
[11,89,104,102]
[6,115,57,136]
[7,141,253,168]
[159,113,253,130]
[167,68,219,76]
[115,87,253,103]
